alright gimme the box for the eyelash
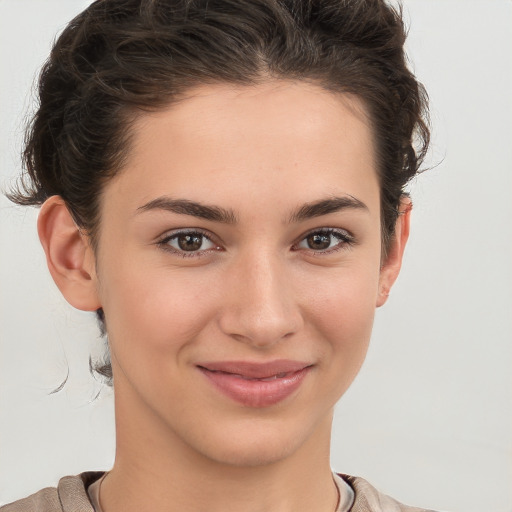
[156,227,355,258]
[156,229,220,258]
[292,228,355,255]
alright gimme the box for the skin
[38,80,410,512]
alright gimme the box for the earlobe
[376,196,412,307]
[38,196,101,311]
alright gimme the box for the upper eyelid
[296,226,354,241]
[156,227,216,243]
[157,226,351,237]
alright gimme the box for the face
[89,81,391,467]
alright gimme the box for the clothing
[87,474,103,512]
[85,472,355,512]
[0,472,437,512]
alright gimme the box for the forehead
[103,80,379,217]
[131,80,373,158]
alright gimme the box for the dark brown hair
[9,0,430,383]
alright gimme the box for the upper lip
[197,360,312,379]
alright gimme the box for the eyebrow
[137,197,238,224]
[136,195,368,224]
[288,195,369,223]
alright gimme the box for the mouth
[197,360,312,407]
[204,370,295,381]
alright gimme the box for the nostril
[219,314,301,348]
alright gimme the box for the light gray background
[1,1,511,510]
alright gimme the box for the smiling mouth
[197,360,312,407]
[203,369,297,381]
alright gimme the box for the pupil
[308,233,331,250]
[178,234,203,251]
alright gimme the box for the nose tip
[227,309,298,348]
[217,257,302,348]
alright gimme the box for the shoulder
[0,472,103,512]
[340,474,438,512]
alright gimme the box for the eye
[158,230,219,255]
[295,228,353,253]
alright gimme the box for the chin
[179,413,331,469]
[201,434,301,468]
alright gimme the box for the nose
[217,252,303,348]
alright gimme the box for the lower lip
[199,367,311,407]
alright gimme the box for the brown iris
[177,234,204,251]
[306,233,332,250]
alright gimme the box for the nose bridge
[219,248,301,347]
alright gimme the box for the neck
[101,383,339,512]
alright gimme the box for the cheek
[298,261,380,361]
[98,262,219,368]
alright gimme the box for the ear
[38,196,101,311]
[376,196,412,307]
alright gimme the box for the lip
[197,360,312,408]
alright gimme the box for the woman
[2,0,433,510]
